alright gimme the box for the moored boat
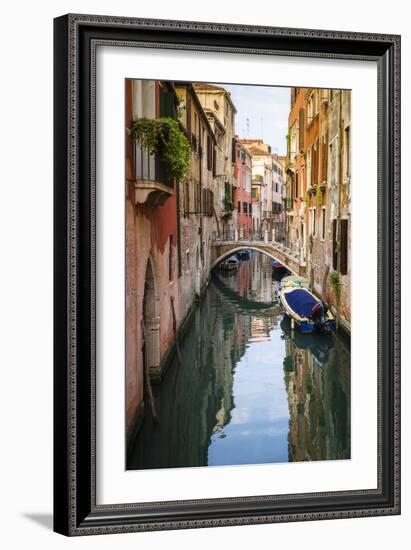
[279,284,335,333]
[280,275,310,289]
[220,255,240,271]
[272,259,289,276]
[236,250,251,261]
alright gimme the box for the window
[249,202,252,215]
[237,200,241,212]
[183,181,190,216]
[321,134,328,183]
[194,183,201,213]
[295,173,299,199]
[310,207,316,236]
[186,96,192,136]
[307,149,312,188]
[321,207,326,240]
[298,107,305,150]
[340,219,348,275]
[332,219,348,275]
[344,126,350,178]
[243,202,248,214]
[202,188,214,217]
[207,135,213,171]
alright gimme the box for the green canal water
[127,252,350,470]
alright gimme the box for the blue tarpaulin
[284,289,321,318]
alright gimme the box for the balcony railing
[133,145,174,206]
[135,145,170,185]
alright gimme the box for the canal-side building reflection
[282,322,350,462]
[128,252,350,470]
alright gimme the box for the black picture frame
[54,14,401,536]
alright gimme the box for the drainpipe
[335,90,343,329]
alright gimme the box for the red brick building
[233,138,252,235]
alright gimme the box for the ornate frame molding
[54,14,401,536]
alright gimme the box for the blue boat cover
[284,289,321,318]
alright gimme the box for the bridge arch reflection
[210,245,299,276]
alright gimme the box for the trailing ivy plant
[129,117,191,182]
[304,191,311,208]
[316,185,324,207]
[329,270,342,300]
[329,270,342,328]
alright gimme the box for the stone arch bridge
[211,234,306,277]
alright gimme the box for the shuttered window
[159,84,177,119]
[298,108,305,151]
[314,141,319,186]
[184,181,190,216]
[340,219,348,275]
[332,219,337,269]
[310,147,315,186]
[206,135,213,172]
[321,137,328,183]
[332,219,349,274]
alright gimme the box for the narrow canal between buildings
[128,252,350,470]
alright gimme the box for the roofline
[174,81,217,144]
[193,82,237,114]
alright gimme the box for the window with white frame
[309,207,316,237]
[321,207,326,240]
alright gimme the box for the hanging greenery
[304,190,311,208]
[316,185,324,207]
[129,117,191,182]
[329,270,342,302]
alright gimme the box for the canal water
[127,252,350,470]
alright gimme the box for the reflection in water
[127,252,350,470]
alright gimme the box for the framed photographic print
[53,14,401,536]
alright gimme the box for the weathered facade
[174,82,218,308]
[285,88,351,328]
[125,80,182,441]
[193,83,237,234]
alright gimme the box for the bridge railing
[212,229,264,242]
[211,230,307,267]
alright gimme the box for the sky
[223,84,290,156]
